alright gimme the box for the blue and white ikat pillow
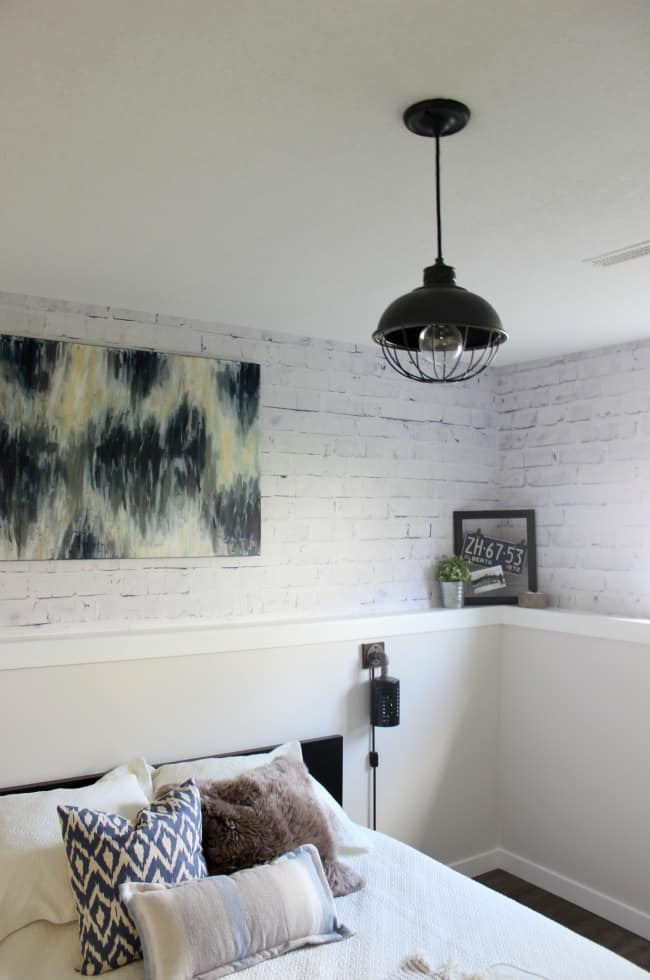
[58,780,206,975]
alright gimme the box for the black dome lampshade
[373,99,508,383]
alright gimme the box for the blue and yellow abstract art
[0,335,260,558]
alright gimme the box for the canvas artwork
[0,335,260,559]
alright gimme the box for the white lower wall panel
[499,624,650,922]
[3,607,649,930]
[0,622,501,867]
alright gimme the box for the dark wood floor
[476,869,650,972]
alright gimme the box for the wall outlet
[361,641,385,668]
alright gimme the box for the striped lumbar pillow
[121,844,353,980]
[58,780,206,975]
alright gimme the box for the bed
[0,735,644,980]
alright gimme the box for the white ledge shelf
[1,605,649,671]
[501,605,650,645]
[0,606,501,671]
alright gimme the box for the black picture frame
[453,509,537,606]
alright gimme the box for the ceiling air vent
[584,240,650,268]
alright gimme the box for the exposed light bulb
[418,324,464,376]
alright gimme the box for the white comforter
[0,828,644,980]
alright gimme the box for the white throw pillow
[151,740,303,795]
[101,756,154,800]
[308,776,372,854]
[0,763,150,942]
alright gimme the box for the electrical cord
[370,664,378,831]
[371,722,377,831]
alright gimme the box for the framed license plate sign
[453,509,537,605]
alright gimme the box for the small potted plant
[435,554,471,608]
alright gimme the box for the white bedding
[0,828,644,980]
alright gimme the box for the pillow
[199,755,363,897]
[0,764,150,942]
[58,780,206,975]
[308,776,373,854]
[100,757,154,801]
[151,739,302,796]
[121,844,352,980]
[152,738,369,852]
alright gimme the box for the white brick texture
[3,291,649,628]
[0,292,500,629]
[495,341,650,617]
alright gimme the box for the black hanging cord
[369,664,379,831]
[370,724,377,831]
[435,134,443,262]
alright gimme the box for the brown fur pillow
[199,755,363,897]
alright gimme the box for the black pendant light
[373,99,507,383]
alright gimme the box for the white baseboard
[449,849,502,878]
[452,847,650,942]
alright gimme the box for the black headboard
[0,734,344,805]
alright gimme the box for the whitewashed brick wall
[0,291,499,629]
[495,341,650,616]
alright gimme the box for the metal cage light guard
[373,98,508,383]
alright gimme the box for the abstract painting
[0,335,260,559]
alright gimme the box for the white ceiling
[1,1,649,366]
